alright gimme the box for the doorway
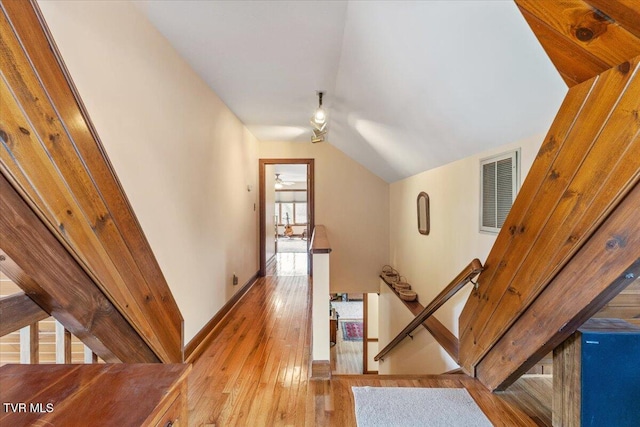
[259,159,314,276]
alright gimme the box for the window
[280,203,294,225]
[275,190,308,225]
[275,202,308,225]
[295,203,307,224]
[480,150,520,233]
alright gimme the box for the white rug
[352,387,492,427]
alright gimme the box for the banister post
[309,226,332,379]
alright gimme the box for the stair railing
[374,259,483,362]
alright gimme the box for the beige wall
[259,142,389,293]
[380,134,543,373]
[39,1,259,343]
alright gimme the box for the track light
[312,92,326,125]
[310,91,328,143]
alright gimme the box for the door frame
[259,158,315,276]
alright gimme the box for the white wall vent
[480,149,520,234]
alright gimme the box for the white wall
[259,141,389,293]
[365,292,380,373]
[312,253,331,362]
[380,134,543,374]
[265,165,277,262]
[39,1,259,343]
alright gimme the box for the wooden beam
[584,0,640,39]
[0,292,49,337]
[459,55,640,376]
[475,182,640,391]
[515,0,640,86]
[0,0,183,362]
[0,173,159,363]
[459,78,597,338]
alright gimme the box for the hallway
[187,274,312,426]
[186,270,548,426]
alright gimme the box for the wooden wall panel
[458,80,596,335]
[475,183,640,390]
[0,1,182,361]
[516,0,640,86]
[459,57,640,378]
[0,175,159,363]
[584,0,640,39]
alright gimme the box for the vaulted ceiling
[134,1,567,182]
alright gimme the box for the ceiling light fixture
[274,173,294,189]
[310,91,327,143]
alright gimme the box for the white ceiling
[134,0,567,183]
[274,164,307,183]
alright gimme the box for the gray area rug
[352,387,492,427]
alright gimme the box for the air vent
[480,150,519,233]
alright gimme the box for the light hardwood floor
[331,316,364,375]
[187,262,551,426]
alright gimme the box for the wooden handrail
[310,225,332,254]
[380,275,460,360]
[374,259,483,362]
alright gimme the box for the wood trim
[259,158,314,276]
[0,173,159,363]
[378,276,460,362]
[310,360,331,380]
[184,271,259,363]
[310,225,332,254]
[0,292,49,337]
[363,293,368,373]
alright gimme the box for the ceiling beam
[516,0,640,86]
[0,173,159,363]
[584,0,640,39]
[0,292,49,337]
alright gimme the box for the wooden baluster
[20,322,39,364]
[84,345,98,364]
[64,330,72,363]
[56,320,73,363]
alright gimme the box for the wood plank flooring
[187,265,550,426]
[331,318,364,375]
